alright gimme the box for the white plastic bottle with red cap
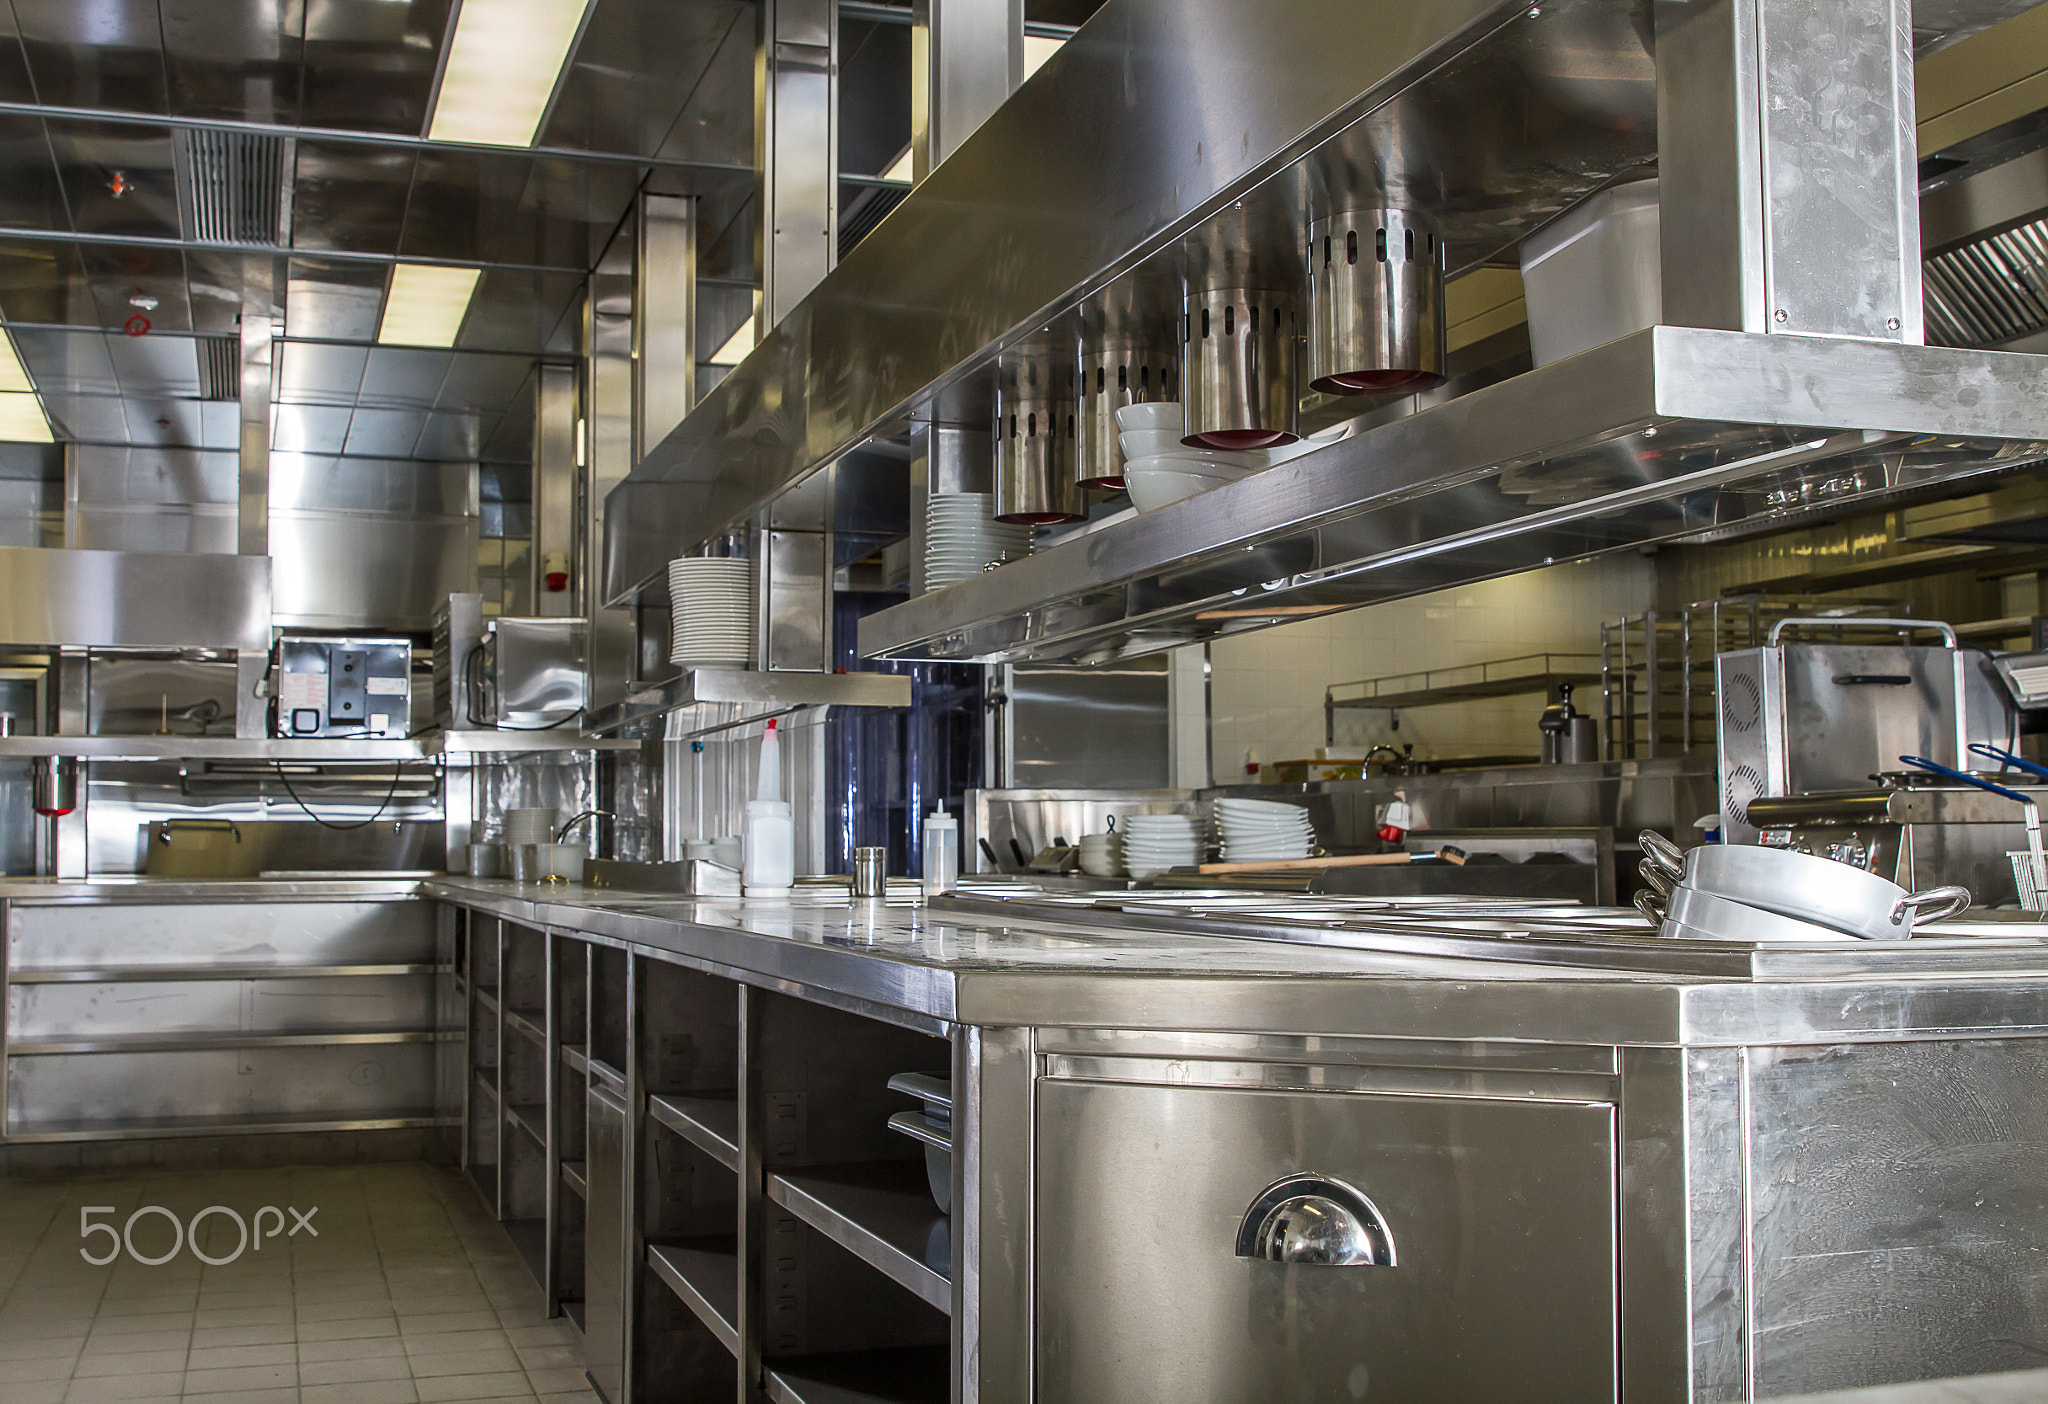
[743,718,794,894]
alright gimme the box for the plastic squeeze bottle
[922,808,958,894]
[743,719,794,894]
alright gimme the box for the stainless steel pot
[1637,831,1969,940]
[1663,883,1849,944]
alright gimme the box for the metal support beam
[1657,0,1922,341]
[586,228,639,710]
[532,362,579,618]
[634,194,697,462]
[912,0,1024,182]
[757,0,838,329]
[238,258,278,558]
[906,423,993,596]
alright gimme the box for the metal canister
[852,846,888,898]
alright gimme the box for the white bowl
[1118,428,1193,458]
[1114,401,1181,433]
[1124,465,1238,513]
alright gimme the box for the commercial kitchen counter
[10,874,2048,1401]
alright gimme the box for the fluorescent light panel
[429,0,595,147]
[378,264,482,347]
[1023,35,1063,79]
[707,293,763,367]
[0,329,49,442]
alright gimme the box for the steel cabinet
[586,1082,627,1402]
[1035,1080,1617,1402]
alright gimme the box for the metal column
[532,363,579,618]
[906,423,993,597]
[757,0,838,329]
[911,0,1024,181]
[633,193,696,462]
[237,257,277,559]
[1656,0,1922,342]
[586,228,638,712]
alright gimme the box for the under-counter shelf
[561,1160,587,1198]
[9,962,443,984]
[505,1103,547,1148]
[587,1058,625,1096]
[505,1218,547,1284]
[646,1238,740,1355]
[473,1067,500,1101]
[767,1163,950,1313]
[562,1299,585,1335]
[562,1044,589,1075]
[8,1029,445,1056]
[474,985,501,1015]
[505,1007,546,1047]
[764,1344,952,1404]
[647,1092,740,1171]
[4,1109,450,1144]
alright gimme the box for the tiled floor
[0,1161,598,1404]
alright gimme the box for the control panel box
[271,636,412,739]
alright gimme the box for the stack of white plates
[668,558,753,666]
[504,808,557,848]
[925,493,1034,589]
[1215,797,1315,863]
[1122,813,1203,879]
[1078,831,1124,878]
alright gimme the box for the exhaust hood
[607,0,2048,665]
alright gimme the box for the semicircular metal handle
[1634,888,1669,926]
[1637,858,1675,899]
[1234,1174,1396,1268]
[1889,885,1971,931]
[1637,829,1686,881]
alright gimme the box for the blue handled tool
[1904,754,2047,909]
[1967,742,2048,783]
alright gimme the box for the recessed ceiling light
[377,265,482,347]
[0,328,49,442]
[428,0,598,147]
[707,293,763,367]
[1023,35,1064,79]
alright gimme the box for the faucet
[556,810,614,843]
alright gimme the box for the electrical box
[271,636,412,739]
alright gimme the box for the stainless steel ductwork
[1307,208,1446,395]
[1077,342,1177,489]
[994,386,1084,525]
[1181,287,1298,450]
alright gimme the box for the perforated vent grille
[174,129,291,246]
[196,337,239,401]
[1721,671,1761,732]
[1926,217,2048,347]
[1724,763,1764,826]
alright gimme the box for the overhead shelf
[1327,652,1601,712]
[585,668,912,738]
[767,1162,951,1314]
[0,730,635,762]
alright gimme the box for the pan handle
[1634,888,1669,926]
[1900,754,2034,805]
[1891,885,1972,931]
[1637,829,1686,881]
[1768,616,1958,647]
[1637,859,1675,899]
[1967,743,2048,783]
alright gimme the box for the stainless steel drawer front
[1036,1081,1617,1402]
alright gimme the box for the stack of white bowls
[925,493,1034,588]
[1077,830,1124,878]
[668,558,753,667]
[1121,813,1203,879]
[504,808,557,848]
[1115,402,1351,513]
[1215,797,1315,864]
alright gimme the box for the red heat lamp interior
[1311,368,1447,396]
[1183,428,1297,450]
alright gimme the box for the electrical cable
[271,757,411,831]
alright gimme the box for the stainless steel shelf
[475,986,501,1015]
[505,1007,547,1047]
[764,1345,952,1404]
[505,1218,547,1287]
[2,1110,452,1143]
[588,1058,626,1096]
[562,1160,587,1199]
[0,732,636,761]
[766,1163,951,1313]
[1327,653,1601,711]
[562,1044,590,1075]
[474,1067,499,1101]
[438,731,639,755]
[506,1103,546,1148]
[647,1092,740,1172]
[10,962,443,984]
[8,1030,444,1056]
[646,1238,740,1356]
[585,668,911,737]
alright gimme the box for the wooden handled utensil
[1196,846,1469,876]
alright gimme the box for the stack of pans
[1635,831,1970,943]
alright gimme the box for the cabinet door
[586,1084,627,1402]
[1036,1081,1617,1403]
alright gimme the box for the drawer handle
[1234,1174,1397,1267]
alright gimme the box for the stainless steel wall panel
[532,362,578,618]
[0,545,269,650]
[271,457,475,516]
[4,1044,438,1130]
[758,0,839,327]
[8,974,437,1040]
[7,898,434,971]
[341,407,430,458]
[912,0,1023,182]
[634,193,695,460]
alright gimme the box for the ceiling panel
[650,4,754,168]
[436,351,537,413]
[289,141,413,258]
[40,392,131,443]
[159,0,301,123]
[542,0,748,159]
[397,148,634,268]
[180,250,262,336]
[284,256,384,340]
[342,405,428,456]
[0,240,90,325]
[297,0,456,135]
[272,401,351,453]
[199,397,236,448]
[45,119,182,239]
[76,242,192,332]
[13,327,120,395]
[123,394,205,446]
[107,329,200,397]
[460,269,585,355]
[277,340,368,405]
[357,346,451,409]
[415,409,490,459]
[12,0,169,115]
[0,114,65,229]
[484,398,533,463]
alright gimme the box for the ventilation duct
[173,129,293,247]
[196,337,240,402]
[1925,219,2048,346]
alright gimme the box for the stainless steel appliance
[269,635,412,739]
[1714,619,2012,842]
[474,617,587,728]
